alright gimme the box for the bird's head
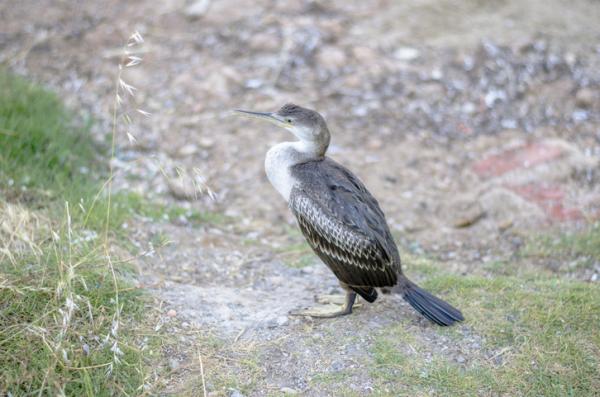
[235,103,330,155]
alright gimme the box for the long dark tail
[395,277,464,326]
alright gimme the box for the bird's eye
[286,118,293,124]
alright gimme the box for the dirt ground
[2,0,600,395]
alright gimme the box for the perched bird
[235,104,464,326]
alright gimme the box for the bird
[235,103,464,326]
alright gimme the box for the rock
[198,137,215,149]
[342,74,363,89]
[169,358,180,370]
[229,389,245,397]
[352,46,377,63]
[165,168,212,201]
[479,188,545,226]
[507,183,584,222]
[316,45,347,70]
[319,19,344,39]
[461,102,476,114]
[330,360,345,371]
[572,109,588,122]
[393,47,420,61]
[430,68,443,80]
[484,89,506,107]
[250,32,281,52]
[201,70,234,99]
[445,195,485,228]
[267,315,289,328]
[184,0,211,18]
[472,139,598,184]
[167,309,177,317]
[575,87,594,108]
[166,175,197,200]
[367,138,383,150]
[177,144,198,157]
[497,218,514,232]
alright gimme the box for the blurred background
[3,0,600,252]
[1,0,599,395]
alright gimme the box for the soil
[1,0,599,395]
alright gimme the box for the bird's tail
[394,276,464,326]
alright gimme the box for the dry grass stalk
[0,202,46,264]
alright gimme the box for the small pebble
[169,358,180,370]
[575,87,594,108]
[394,47,420,61]
[167,309,177,317]
[229,389,245,397]
[184,0,211,18]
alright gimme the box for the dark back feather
[289,157,401,288]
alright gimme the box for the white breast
[264,142,301,202]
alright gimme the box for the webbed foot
[290,291,357,318]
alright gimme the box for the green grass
[1,231,152,396]
[276,241,316,269]
[0,70,171,395]
[113,191,230,227]
[368,257,600,396]
[0,70,99,200]
[521,223,600,271]
[0,69,127,237]
[276,227,318,268]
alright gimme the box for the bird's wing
[289,158,399,288]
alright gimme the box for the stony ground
[2,0,600,395]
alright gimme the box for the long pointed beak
[234,109,287,127]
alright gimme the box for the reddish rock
[472,142,564,179]
[506,183,584,222]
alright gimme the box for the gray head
[235,103,330,156]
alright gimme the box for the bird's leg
[315,294,362,307]
[290,291,357,318]
[315,294,348,305]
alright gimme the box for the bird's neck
[294,139,328,158]
[264,141,326,201]
[268,140,326,167]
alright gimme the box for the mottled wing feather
[289,158,399,288]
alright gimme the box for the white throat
[264,141,322,202]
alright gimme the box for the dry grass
[0,202,47,263]
[0,33,173,395]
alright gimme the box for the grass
[276,241,316,268]
[0,70,173,395]
[276,227,318,268]
[0,70,96,185]
[368,256,600,397]
[1,226,151,395]
[114,191,230,227]
[521,223,600,271]
[174,332,264,396]
[0,68,141,236]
